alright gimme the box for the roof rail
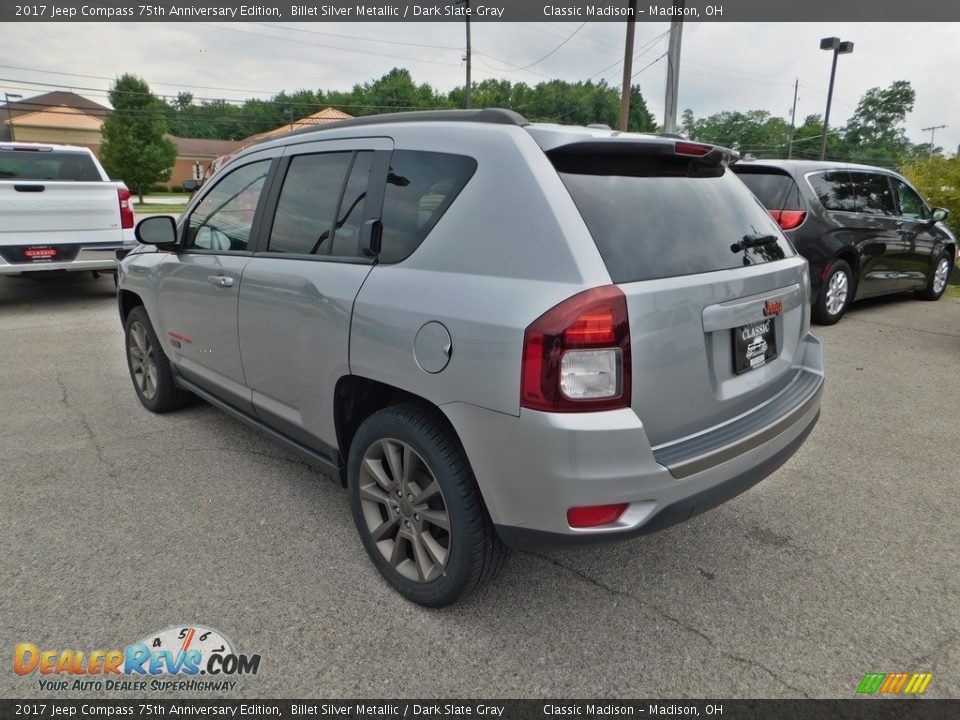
[286,108,529,137]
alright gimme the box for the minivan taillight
[769,209,806,230]
[521,285,631,412]
[118,187,134,229]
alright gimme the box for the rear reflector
[567,503,629,528]
[118,187,135,230]
[769,209,806,230]
[675,141,712,157]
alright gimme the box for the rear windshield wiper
[731,233,779,253]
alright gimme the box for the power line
[632,52,668,80]
[591,30,670,82]
[196,23,464,68]
[250,22,462,51]
[509,22,588,71]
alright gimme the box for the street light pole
[819,37,853,161]
[4,92,23,142]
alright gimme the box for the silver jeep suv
[119,109,824,606]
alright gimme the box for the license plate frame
[24,246,58,262]
[733,319,777,375]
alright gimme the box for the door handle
[207,275,234,288]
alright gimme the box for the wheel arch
[333,376,459,487]
[118,289,145,323]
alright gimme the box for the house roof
[1,91,111,119]
[5,105,104,130]
[167,135,244,158]
[242,107,354,145]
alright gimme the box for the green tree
[842,80,916,164]
[902,155,960,235]
[101,74,176,201]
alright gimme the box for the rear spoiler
[545,139,739,168]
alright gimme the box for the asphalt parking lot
[1,272,958,699]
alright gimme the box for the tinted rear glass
[0,151,100,181]
[851,172,895,216]
[378,150,477,264]
[554,152,794,284]
[734,170,802,210]
[808,171,858,212]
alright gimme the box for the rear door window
[553,152,794,284]
[851,173,896,216]
[267,152,354,256]
[0,151,100,181]
[378,150,477,264]
[808,171,859,212]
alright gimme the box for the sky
[2,21,957,154]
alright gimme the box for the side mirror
[135,216,177,246]
[930,207,949,224]
[183,179,200,193]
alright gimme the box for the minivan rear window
[734,170,802,211]
[553,152,794,284]
[0,151,100,181]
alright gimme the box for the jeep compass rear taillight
[521,285,631,412]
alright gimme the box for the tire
[348,403,508,607]
[917,251,953,301]
[813,259,853,325]
[124,306,190,413]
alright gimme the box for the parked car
[732,159,956,324]
[0,142,135,278]
[118,110,824,606]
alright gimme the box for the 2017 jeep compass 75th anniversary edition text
[118,110,824,606]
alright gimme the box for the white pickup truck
[0,142,136,277]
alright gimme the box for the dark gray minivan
[733,159,956,324]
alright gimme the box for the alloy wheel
[825,269,849,316]
[358,438,451,583]
[932,257,950,294]
[127,321,158,400]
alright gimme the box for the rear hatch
[548,140,809,446]
[0,147,122,255]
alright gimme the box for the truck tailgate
[0,181,122,245]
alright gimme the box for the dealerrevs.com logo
[14,625,261,693]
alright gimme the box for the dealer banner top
[3,0,959,22]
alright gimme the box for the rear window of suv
[552,150,794,283]
[0,151,101,181]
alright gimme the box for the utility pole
[4,93,23,142]
[618,0,638,131]
[464,0,472,108]
[787,79,799,159]
[921,124,946,158]
[663,1,685,134]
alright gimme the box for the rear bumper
[444,333,824,550]
[0,244,129,275]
